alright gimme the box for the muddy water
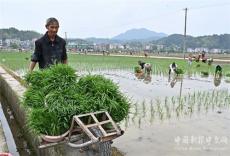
[79,70,230,156]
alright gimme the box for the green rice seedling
[134,66,142,73]
[77,74,130,122]
[193,92,196,106]
[164,97,171,119]
[156,98,164,121]
[204,93,210,113]
[150,100,155,124]
[138,117,142,129]
[171,96,176,111]
[132,101,139,124]
[225,73,230,77]
[176,96,183,113]
[124,114,130,129]
[179,98,184,115]
[175,68,184,75]
[211,90,216,111]
[142,100,146,118]
[188,102,193,118]
[223,92,229,107]
[201,71,209,77]
[27,108,60,135]
[23,64,130,135]
[175,106,180,118]
[23,88,45,108]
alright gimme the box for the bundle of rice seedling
[134,66,142,73]
[225,73,230,77]
[23,64,130,135]
[201,71,209,76]
[23,64,82,135]
[77,75,130,122]
[175,68,184,75]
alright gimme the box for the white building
[0,39,2,47]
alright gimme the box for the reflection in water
[168,75,183,93]
[169,76,177,88]
[214,75,222,87]
[134,72,152,84]
[143,75,151,84]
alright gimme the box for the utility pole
[183,8,188,59]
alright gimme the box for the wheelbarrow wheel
[83,127,112,156]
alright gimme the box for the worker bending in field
[168,62,178,76]
[138,61,152,75]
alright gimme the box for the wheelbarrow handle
[67,138,99,149]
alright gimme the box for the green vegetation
[201,71,209,76]
[23,64,130,135]
[77,75,130,122]
[134,66,142,73]
[175,68,184,75]
[0,51,230,75]
[225,73,230,77]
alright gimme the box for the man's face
[46,22,59,37]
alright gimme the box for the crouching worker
[138,61,152,74]
[215,65,222,78]
[144,63,152,76]
[136,61,152,80]
[135,61,145,79]
[138,60,146,70]
[169,62,177,76]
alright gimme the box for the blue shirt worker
[29,17,67,71]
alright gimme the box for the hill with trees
[154,34,230,49]
[0,27,42,41]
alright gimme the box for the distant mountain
[0,27,42,41]
[154,34,230,49]
[112,28,167,41]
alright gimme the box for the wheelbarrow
[39,111,124,155]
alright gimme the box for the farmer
[215,65,222,78]
[29,17,67,71]
[168,62,178,76]
[138,60,146,70]
[138,61,152,75]
[144,63,152,75]
[207,58,213,66]
[188,54,193,66]
[201,51,207,63]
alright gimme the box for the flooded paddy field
[3,66,230,156]
[80,69,230,156]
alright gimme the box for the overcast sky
[0,0,230,38]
